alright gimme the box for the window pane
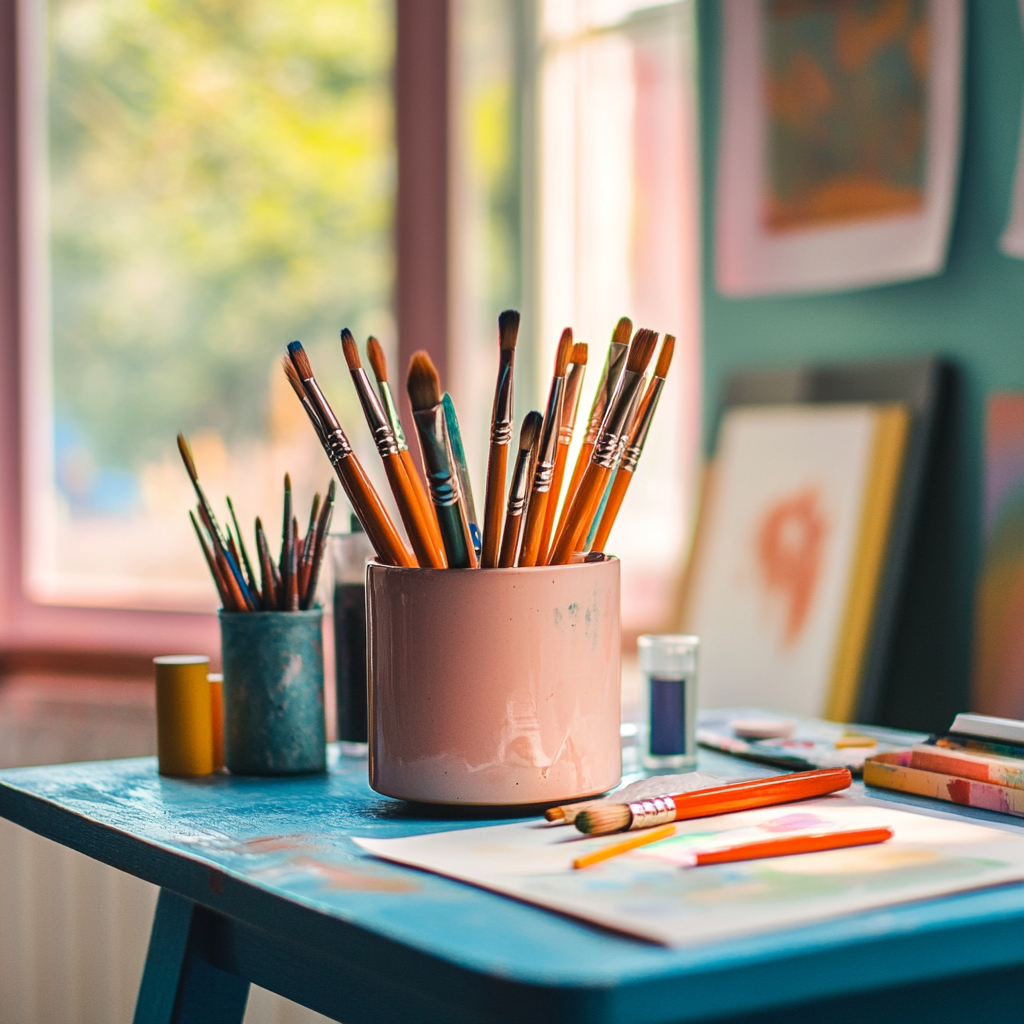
[25,0,395,609]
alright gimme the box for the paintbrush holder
[366,558,622,805]
[219,609,327,775]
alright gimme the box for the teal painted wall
[698,0,1024,730]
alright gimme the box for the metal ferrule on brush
[300,379,354,462]
[351,368,399,457]
[379,382,408,449]
[592,371,647,470]
[582,345,628,446]
[558,363,586,446]
[490,351,515,446]
[413,404,461,508]
[628,796,677,831]
[533,379,565,492]
[621,378,665,473]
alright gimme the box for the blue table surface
[5,743,1024,1022]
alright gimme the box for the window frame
[0,0,451,667]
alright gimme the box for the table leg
[133,888,250,1024]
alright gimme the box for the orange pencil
[574,767,853,835]
[591,335,675,553]
[555,317,631,544]
[518,329,573,566]
[341,330,446,568]
[548,329,658,565]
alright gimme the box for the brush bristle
[326,477,337,500]
[288,341,314,380]
[366,336,388,383]
[407,350,442,411]
[498,309,520,351]
[340,328,361,371]
[571,342,588,366]
[611,316,633,348]
[281,357,307,400]
[520,410,543,450]
[554,328,573,377]
[574,803,632,835]
[655,335,676,379]
[176,433,198,482]
[284,472,292,492]
[625,329,658,375]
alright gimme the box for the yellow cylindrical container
[154,655,214,776]
[208,672,225,771]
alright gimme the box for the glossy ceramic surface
[366,558,622,804]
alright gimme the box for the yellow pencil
[572,823,676,869]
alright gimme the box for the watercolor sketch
[356,795,1024,948]
[681,406,880,717]
[715,0,963,296]
[973,394,1024,717]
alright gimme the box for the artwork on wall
[679,404,909,719]
[1000,0,1024,259]
[972,394,1024,718]
[715,0,964,296]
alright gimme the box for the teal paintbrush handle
[435,503,473,569]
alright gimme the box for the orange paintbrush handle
[554,440,594,544]
[692,827,893,867]
[481,440,509,568]
[671,768,852,822]
[539,443,570,563]
[335,454,416,567]
[590,467,632,554]
[383,454,446,568]
[517,489,550,567]
[400,447,445,557]
[548,462,611,565]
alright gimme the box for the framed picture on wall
[715,0,964,297]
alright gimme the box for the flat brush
[366,336,443,554]
[549,329,658,565]
[255,516,278,610]
[518,329,573,566]
[341,329,445,569]
[498,412,543,568]
[407,351,476,569]
[539,342,587,563]
[286,342,414,567]
[443,393,480,555]
[481,310,520,567]
[592,335,675,553]
[574,768,853,836]
[555,317,631,543]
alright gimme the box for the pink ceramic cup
[366,557,622,805]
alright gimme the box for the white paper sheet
[356,794,1024,947]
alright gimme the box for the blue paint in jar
[649,677,687,755]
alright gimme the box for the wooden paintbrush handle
[539,444,570,564]
[400,448,445,557]
[383,454,446,568]
[498,511,522,568]
[548,464,610,565]
[336,455,416,567]
[554,441,594,544]
[517,489,549,567]
[590,467,632,554]
[481,440,509,568]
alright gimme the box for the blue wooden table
[3,746,1024,1024]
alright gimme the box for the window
[20,0,396,611]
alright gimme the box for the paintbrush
[548,329,658,565]
[226,496,259,599]
[278,473,294,609]
[197,503,251,610]
[366,336,443,555]
[286,515,300,611]
[298,491,321,599]
[255,516,279,610]
[443,393,481,555]
[574,768,853,836]
[498,412,543,568]
[592,336,675,553]
[301,478,335,609]
[341,330,445,568]
[189,509,235,609]
[517,329,573,566]
[480,310,520,567]
[407,351,476,568]
[539,341,587,563]
[554,317,631,543]
[285,343,415,567]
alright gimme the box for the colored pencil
[572,824,676,869]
